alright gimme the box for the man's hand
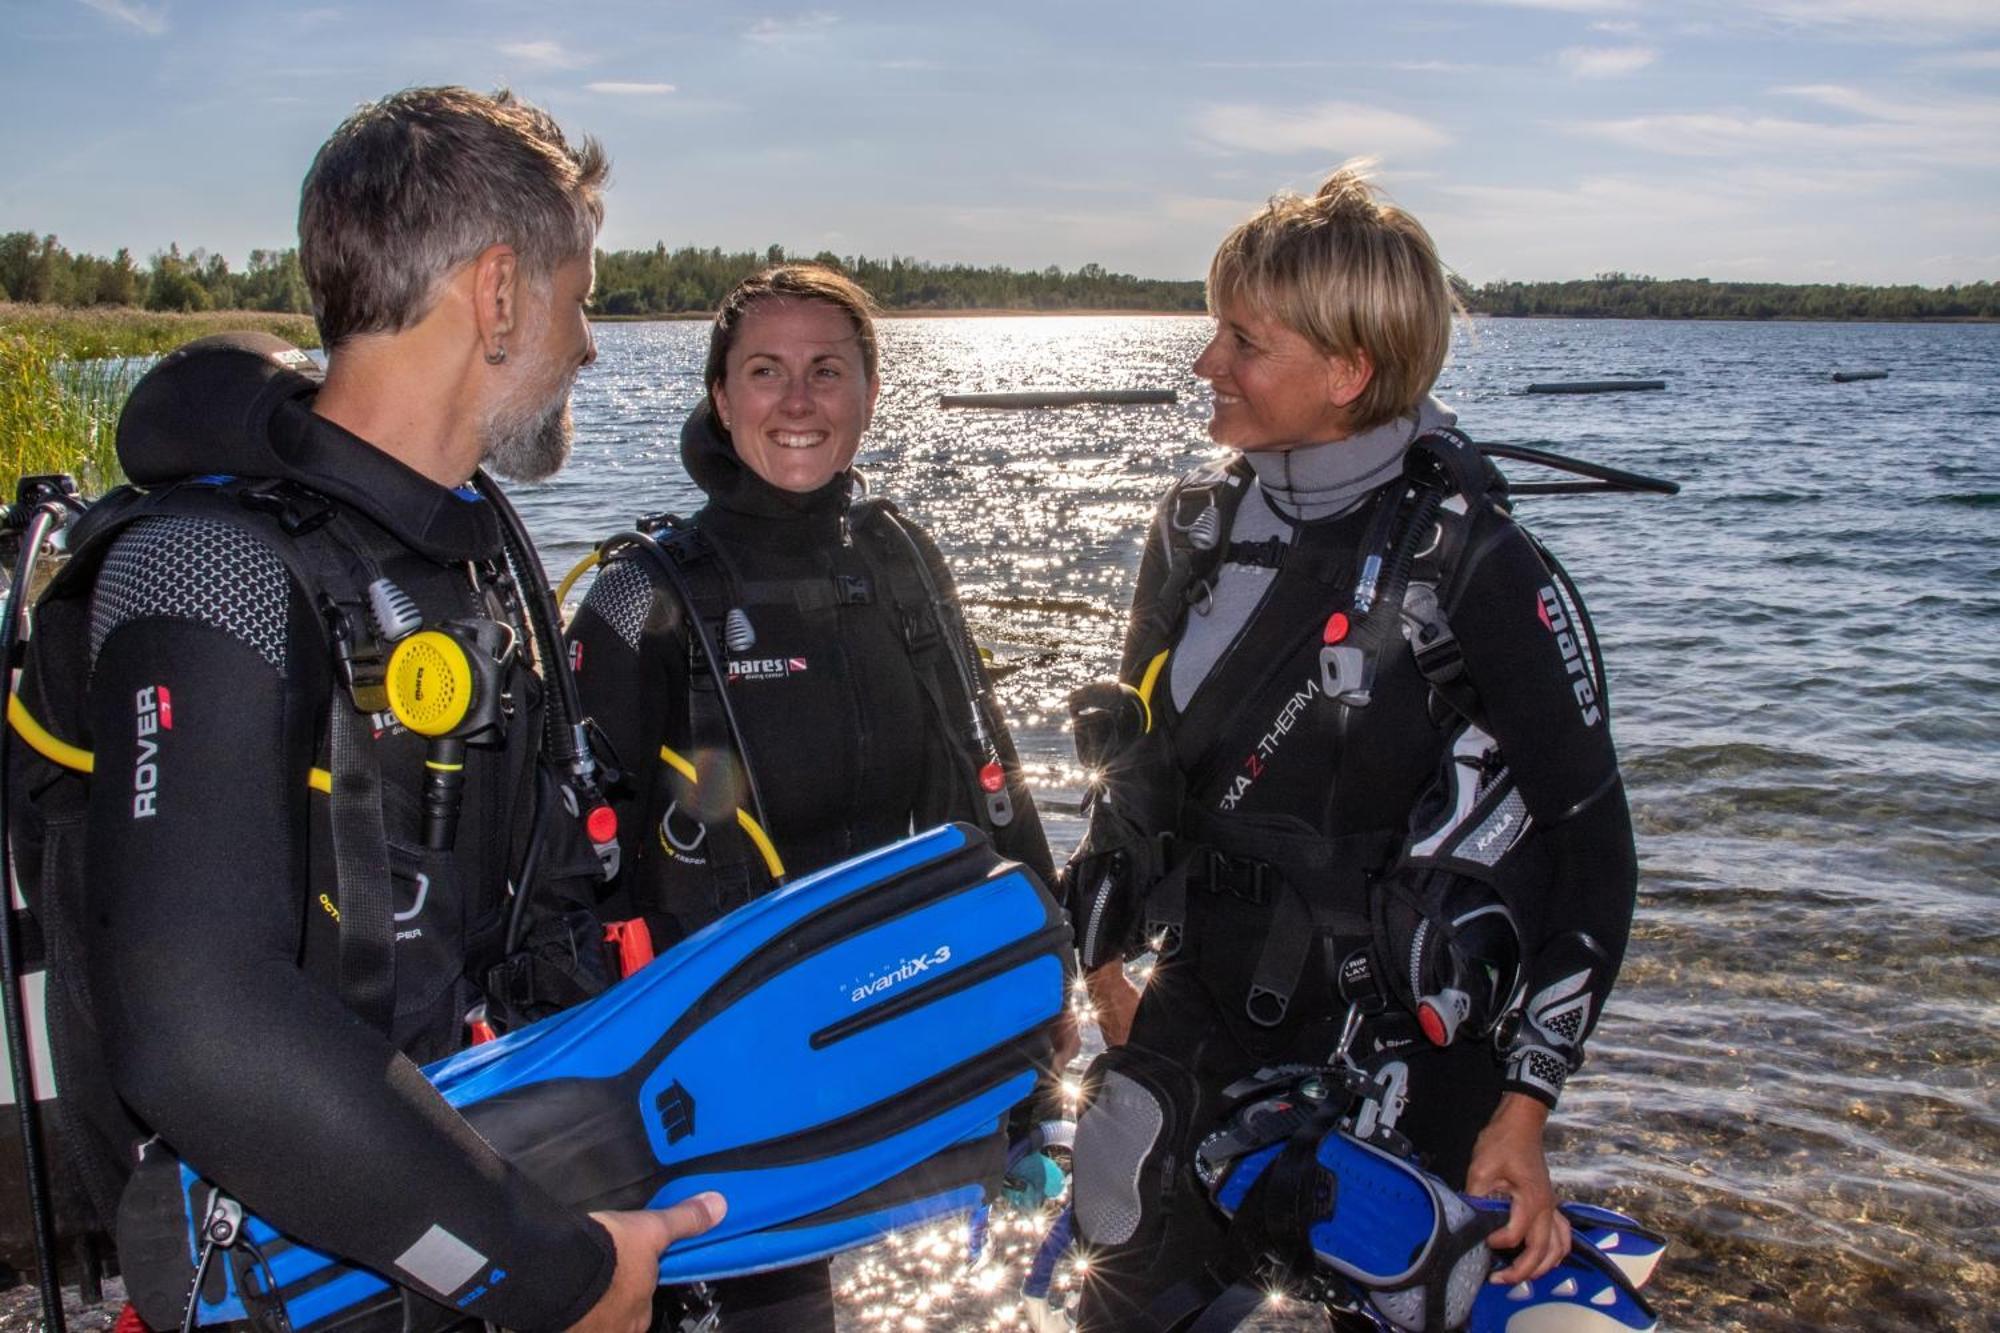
[1466,1094,1570,1286]
[569,1194,726,1333]
[1085,959,1143,1048]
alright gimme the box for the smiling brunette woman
[1060,166,1640,1329]
[565,264,1056,1332]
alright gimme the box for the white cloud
[1193,101,1451,158]
[746,12,839,44]
[1161,193,1262,228]
[1570,85,2000,168]
[1910,48,2000,69]
[77,0,167,35]
[500,40,591,69]
[1430,172,1859,281]
[1462,0,1634,12]
[1559,45,1657,77]
[1736,0,2000,32]
[586,82,676,96]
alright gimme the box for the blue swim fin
[1209,1121,1662,1333]
[173,823,1068,1330]
[1468,1218,1656,1333]
[1556,1202,1665,1291]
[1213,1130,1501,1331]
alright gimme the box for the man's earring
[485,345,507,365]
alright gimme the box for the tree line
[591,243,1207,313]
[1,233,308,313]
[4,232,1993,321]
[1460,272,2000,321]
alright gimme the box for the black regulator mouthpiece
[384,617,518,850]
[1067,679,1148,770]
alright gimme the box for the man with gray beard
[14,87,717,1333]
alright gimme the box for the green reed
[0,305,321,499]
[0,333,140,498]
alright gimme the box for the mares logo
[1536,587,1602,728]
[1218,676,1321,811]
[132,685,172,818]
[727,656,808,683]
[848,946,952,1004]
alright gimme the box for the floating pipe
[1830,369,1888,383]
[1525,380,1666,395]
[940,388,1177,409]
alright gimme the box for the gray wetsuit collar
[1243,396,1459,522]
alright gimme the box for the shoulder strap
[1398,429,1514,729]
[1124,456,1255,675]
[620,524,766,908]
[849,498,1017,830]
[65,479,403,1033]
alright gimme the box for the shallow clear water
[507,316,2000,1332]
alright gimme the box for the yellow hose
[8,694,93,773]
[658,744,787,882]
[555,549,602,610]
[1134,650,1170,734]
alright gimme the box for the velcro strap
[1246,891,1315,1028]
[328,700,395,1033]
[1141,850,1191,958]
[1221,1112,1341,1282]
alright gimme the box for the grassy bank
[0,305,321,499]
[0,302,320,360]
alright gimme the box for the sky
[2,0,1997,286]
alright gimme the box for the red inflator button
[1323,612,1350,644]
[1417,1000,1450,1047]
[586,804,619,844]
[979,762,1006,793]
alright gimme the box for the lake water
[504,314,2000,1333]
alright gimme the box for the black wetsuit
[18,348,614,1332]
[1069,413,1638,1329]
[567,403,1055,1329]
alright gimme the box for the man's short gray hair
[299,86,608,349]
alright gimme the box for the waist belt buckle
[1206,849,1271,905]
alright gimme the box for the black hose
[867,505,997,757]
[1478,442,1680,496]
[504,764,556,957]
[1,503,71,1333]
[470,472,587,763]
[1527,529,1611,710]
[606,530,778,847]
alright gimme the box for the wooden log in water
[1830,369,1889,383]
[939,388,1177,409]
[1525,379,1667,395]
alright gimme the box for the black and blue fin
[179,823,1068,1328]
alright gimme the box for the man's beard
[482,375,574,482]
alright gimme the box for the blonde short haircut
[1208,162,1455,434]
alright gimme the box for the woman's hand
[1465,1093,1571,1286]
[1049,1004,1082,1072]
[1084,959,1143,1048]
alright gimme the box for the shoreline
[590,308,1998,325]
[591,307,1203,322]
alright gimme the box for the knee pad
[1069,1046,1200,1250]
